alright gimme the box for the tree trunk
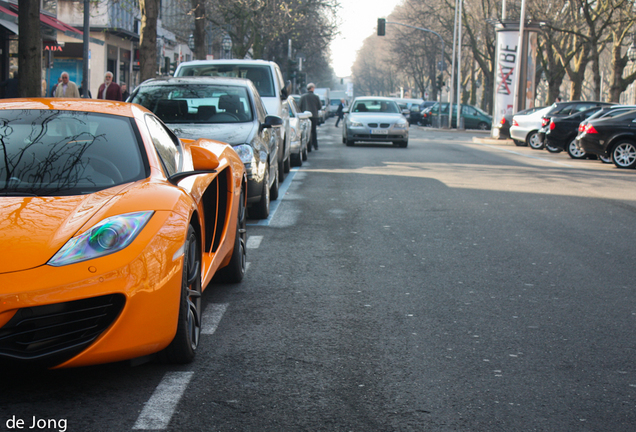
[192,0,206,60]
[139,0,159,83]
[18,0,42,97]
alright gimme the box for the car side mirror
[280,81,291,100]
[168,143,219,185]
[262,115,283,129]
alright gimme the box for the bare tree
[139,0,160,82]
[18,0,42,97]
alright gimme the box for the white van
[174,59,291,180]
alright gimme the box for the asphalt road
[2,119,636,432]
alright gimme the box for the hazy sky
[330,0,403,77]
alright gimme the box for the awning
[0,17,17,34]
[0,4,82,37]
[39,13,82,36]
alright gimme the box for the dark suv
[535,101,612,150]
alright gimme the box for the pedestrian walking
[121,83,129,101]
[300,83,322,150]
[97,72,122,101]
[335,98,345,127]
[54,72,80,98]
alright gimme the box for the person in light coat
[54,72,80,98]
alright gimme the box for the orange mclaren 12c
[0,99,247,368]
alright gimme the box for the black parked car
[574,105,636,162]
[411,101,437,125]
[578,110,636,169]
[543,107,603,158]
[535,100,613,150]
[130,77,283,219]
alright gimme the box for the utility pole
[82,0,90,97]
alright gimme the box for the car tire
[567,139,587,159]
[216,188,247,283]
[283,153,291,173]
[291,152,302,167]
[477,122,489,130]
[270,164,279,201]
[158,224,201,364]
[346,138,354,146]
[526,131,543,150]
[249,166,270,219]
[612,141,636,169]
[545,143,562,153]
[513,140,526,147]
[394,140,408,148]
[302,144,308,161]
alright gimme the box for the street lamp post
[222,35,232,59]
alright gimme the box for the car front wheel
[249,166,270,219]
[612,141,636,168]
[158,225,201,364]
[567,139,587,159]
[216,188,247,283]
[477,122,489,130]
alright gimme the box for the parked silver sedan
[510,106,551,148]
[342,97,409,147]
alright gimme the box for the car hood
[168,122,256,146]
[0,185,130,273]
[348,113,405,124]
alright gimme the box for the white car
[287,95,312,166]
[342,97,409,147]
[510,106,551,148]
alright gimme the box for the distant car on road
[343,97,409,147]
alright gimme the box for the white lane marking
[133,371,194,430]
[201,303,229,335]
[474,142,575,167]
[248,167,299,227]
[246,236,263,249]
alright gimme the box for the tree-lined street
[2,122,635,431]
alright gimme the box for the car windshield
[0,110,146,196]
[352,100,400,113]
[175,65,275,97]
[131,84,253,124]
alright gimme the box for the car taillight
[500,118,507,125]
[578,123,585,132]
[549,121,555,130]
[512,119,519,127]
[584,124,598,134]
[541,117,550,127]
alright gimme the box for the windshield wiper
[0,191,40,197]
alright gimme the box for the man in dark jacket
[97,72,122,101]
[300,83,322,150]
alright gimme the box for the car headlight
[349,121,364,127]
[393,120,408,129]
[48,211,154,266]
[233,144,256,165]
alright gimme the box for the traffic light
[436,74,444,90]
[377,18,386,36]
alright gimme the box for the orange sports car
[0,99,247,368]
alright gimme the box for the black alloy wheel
[158,225,202,364]
[217,188,247,283]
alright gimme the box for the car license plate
[371,129,388,135]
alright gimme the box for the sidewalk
[416,126,516,146]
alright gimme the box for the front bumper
[345,126,408,142]
[0,210,186,368]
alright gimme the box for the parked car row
[510,100,636,169]
[140,59,314,219]
[420,102,492,130]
